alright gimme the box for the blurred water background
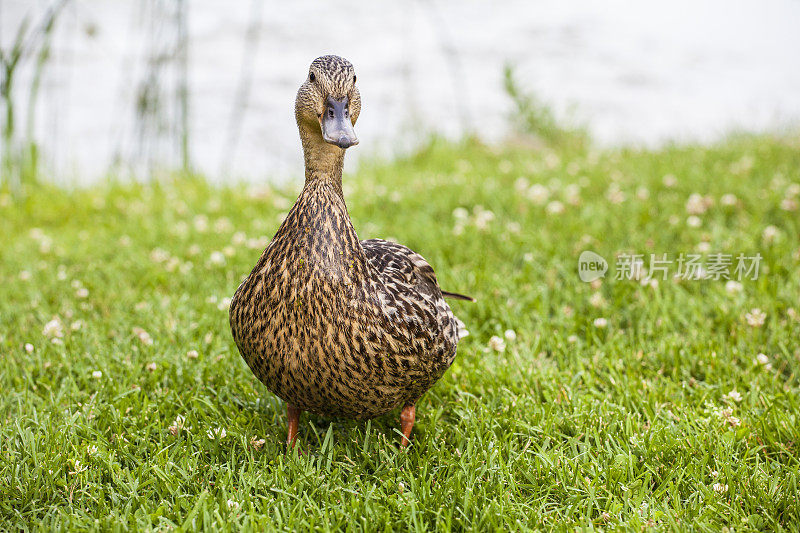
[2,0,799,185]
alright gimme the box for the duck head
[296,55,361,151]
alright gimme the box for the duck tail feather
[442,290,476,302]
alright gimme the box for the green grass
[1,134,799,530]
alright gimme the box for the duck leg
[286,404,302,449]
[400,404,416,448]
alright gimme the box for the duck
[229,55,472,449]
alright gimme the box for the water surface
[3,0,799,183]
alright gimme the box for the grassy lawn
[1,134,799,530]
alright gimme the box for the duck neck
[300,126,346,197]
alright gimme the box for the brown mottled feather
[229,55,466,420]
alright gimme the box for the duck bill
[321,95,358,149]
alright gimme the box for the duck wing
[360,239,463,302]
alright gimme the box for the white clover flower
[75,287,89,299]
[232,232,247,245]
[38,237,53,254]
[473,209,495,230]
[720,193,738,206]
[19,270,32,281]
[217,297,232,311]
[133,327,154,346]
[544,152,560,169]
[725,280,743,294]
[567,335,578,343]
[452,207,469,220]
[250,437,266,450]
[724,390,743,403]
[662,174,677,187]
[545,200,564,215]
[24,343,34,353]
[686,215,702,228]
[193,215,209,232]
[214,217,233,233]
[145,362,157,372]
[780,198,798,211]
[686,193,708,215]
[606,185,625,205]
[593,317,608,328]
[209,251,226,266]
[756,353,769,365]
[92,370,103,379]
[150,248,170,263]
[227,499,240,510]
[762,225,781,243]
[589,292,605,308]
[745,308,766,328]
[712,483,728,493]
[70,459,87,475]
[639,277,654,288]
[488,336,506,352]
[172,221,189,237]
[43,318,64,339]
[527,184,549,205]
[247,236,269,250]
[504,329,516,341]
[164,257,180,272]
[169,415,185,435]
[187,349,199,359]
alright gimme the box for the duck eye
[353,75,356,84]
[309,72,315,82]
[328,108,334,119]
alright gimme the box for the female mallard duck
[229,55,472,448]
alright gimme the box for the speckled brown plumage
[229,55,469,443]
